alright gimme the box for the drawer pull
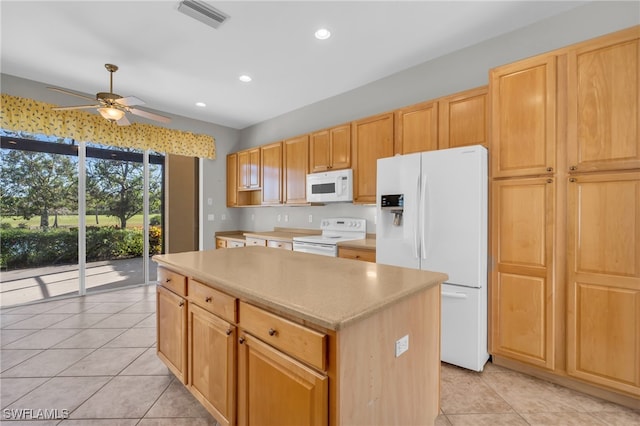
[268,328,278,336]
[570,165,577,171]
[226,328,233,336]
[239,336,246,344]
[165,278,171,283]
[178,300,185,307]
[546,167,553,172]
[205,296,212,303]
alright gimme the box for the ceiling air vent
[177,0,229,29]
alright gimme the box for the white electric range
[292,217,367,257]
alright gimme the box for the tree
[0,149,77,228]
[87,154,144,229]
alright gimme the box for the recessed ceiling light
[315,28,331,40]
[239,75,252,83]
[195,102,206,107]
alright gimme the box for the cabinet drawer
[267,240,293,250]
[188,279,237,323]
[228,240,245,248]
[338,247,376,263]
[216,238,227,249]
[245,237,266,246]
[239,301,326,371]
[158,267,187,297]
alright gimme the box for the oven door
[292,241,337,257]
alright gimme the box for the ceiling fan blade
[52,104,101,111]
[116,115,131,126]
[115,96,145,107]
[129,107,171,123]
[48,87,96,102]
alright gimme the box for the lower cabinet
[156,285,188,384]
[338,247,375,263]
[237,333,328,426]
[188,303,236,426]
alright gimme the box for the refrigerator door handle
[414,174,420,259]
[442,291,468,300]
[421,174,428,260]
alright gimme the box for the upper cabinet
[237,148,260,190]
[394,100,438,154]
[309,124,351,172]
[352,112,394,204]
[283,135,309,204]
[567,28,640,173]
[491,54,557,178]
[438,86,488,149]
[260,142,283,205]
[226,153,237,208]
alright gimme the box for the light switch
[208,214,215,221]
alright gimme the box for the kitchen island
[153,246,446,426]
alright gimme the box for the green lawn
[1,214,152,229]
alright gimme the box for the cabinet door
[352,112,394,204]
[157,286,188,384]
[226,153,238,207]
[261,142,283,205]
[490,177,556,370]
[395,100,438,154]
[237,333,328,426]
[566,172,640,396]
[309,130,331,173]
[491,54,556,178]
[188,303,236,426]
[248,148,260,189]
[439,86,488,149]
[329,124,351,170]
[284,135,309,204]
[567,28,640,173]
[237,150,250,190]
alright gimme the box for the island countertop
[153,246,446,330]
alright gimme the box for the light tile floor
[1,285,639,425]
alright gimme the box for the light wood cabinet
[394,100,438,154]
[245,237,266,247]
[188,303,236,426]
[156,283,188,384]
[310,124,351,172]
[438,86,488,149]
[226,153,238,207]
[261,142,283,205]
[267,240,293,250]
[237,333,328,426]
[491,54,557,178]
[216,238,227,249]
[490,177,557,370]
[338,247,376,263]
[283,135,309,204]
[238,148,260,190]
[352,112,394,204]
[567,29,640,173]
[566,172,640,396]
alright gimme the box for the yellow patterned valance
[0,94,215,159]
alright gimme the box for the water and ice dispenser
[380,194,404,226]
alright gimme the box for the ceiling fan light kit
[49,63,171,126]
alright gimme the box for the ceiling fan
[49,63,171,126]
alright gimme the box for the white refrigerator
[376,145,489,371]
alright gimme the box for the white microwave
[306,169,353,203]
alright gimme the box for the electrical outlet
[251,214,255,221]
[207,214,214,221]
[277,214,281,222]
[221,214,226,221]
[284,214,289,222]
[374,214,377,225]
[207,198,213,206]
[308,214,313,223]
[395,335,409,357]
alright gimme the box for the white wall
[234,1,639,234]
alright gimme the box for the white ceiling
[1,1,587,129]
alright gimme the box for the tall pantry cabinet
[490,26,640,400]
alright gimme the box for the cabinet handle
[268,328,277,336]
[205,296,212,303]
[239,336,246,344]
[547,179,553,184]
[570,166,577,171]
[178,300,185,307]
[165,278,171,283]
[569,178,577,182]
[226,329,233,336]
[546,167,553,172]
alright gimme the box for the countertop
[243,230,319,242]
[153,246,445,331]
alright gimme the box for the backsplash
[237,204,377,234]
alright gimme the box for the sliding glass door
[0,132,164,307]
